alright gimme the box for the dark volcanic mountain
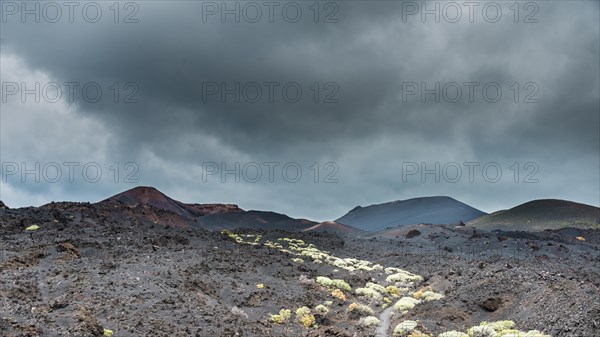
[102,186,243,218]
[468,199,600,231]
[101,186,315,231]
[335,196,486,232]
[195,210,316,231]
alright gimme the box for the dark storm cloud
[1,1,598,218]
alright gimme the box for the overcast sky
[1,1,598,221]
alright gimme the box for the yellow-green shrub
[365,282,387,294]
[315,304,329,314]
[386,270,423,284]
[356,287,383,301]
[299,314,315,329]
[386,285,402,297]
[413,288,444,302]
[466,325,497,336]
[360,316,380,328]
[439,331,468,337]
[347,302,374,316]
[295,306,311,318]
[393,320,418,336]
[316,276,351,291]
[393,297,421,312]
[270,309,292,324]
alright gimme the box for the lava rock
[480,297,502,312]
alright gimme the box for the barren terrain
[1,200,599,337]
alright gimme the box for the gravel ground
[1,202,598,337]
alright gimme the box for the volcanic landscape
[1,187,599,337]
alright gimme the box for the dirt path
[375,306,394,337]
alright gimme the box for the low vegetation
[393,296,421,313]
[331,289,347,302]
[413,287,445,302]
[315,304,329,314]
[316,276,352,291]
[359,316,380,328]
[270,309,292,324]
[452,321,552,337]
[223,231,551,336]
[347,302,374,316]
[355,287,383,301]
[392,320,419,336]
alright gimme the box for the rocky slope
[468,199,600,231]
[1,200,598,337]
[336,197,486,232]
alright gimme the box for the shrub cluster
[386,270,424,284]
[314,304,329,314]
[413,287,445,302]
[439,332,468,337]
[393,297,421,313]
[347,302,374,316]
[331,289,347,302]
[299,313,316,329]
[392,320,418,336]
[294,306,315,329]
[316,276,352,291]
[355,287,383,301]
[270,309,292,324]
[221,231,262,245]
[295,306,311,318]
[386,285,403,297]
[439,326,551,336]
[365,282,387,293]
[359,316,381,328]
[264,240,283,249]
[459,321,552,337]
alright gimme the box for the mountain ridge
[467,199,600,231]
[101,186,243,218]
[101,186,316,231]
[78,187,600,233]
[335,196,487,231]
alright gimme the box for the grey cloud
[1,1,598,219]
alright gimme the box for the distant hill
[194,210,316,231]
[468,199,600,231]
[335,196,486,232]
[101,186,314,231]
[102,186,243,218]
[302,221,362,234]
